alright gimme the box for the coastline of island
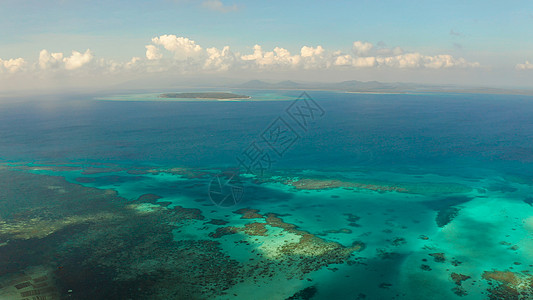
[159,92,251,100]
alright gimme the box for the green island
[159,92,251,99]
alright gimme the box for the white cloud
[299,46,329,69]
[204,46,235,71]
[377,52,423,68]
[202,0,238,12]
[33,38,480,75]
[150,35,202,59]
[301,46,325,58]
[0,37,484,91]
[516,61,533,70]
[126,57,141,68]
[376,53,478,69]
[37,49,94,71]
[63,49,93,70]
[145,45,162,60]
[424,54,467,69]
[333,51,476,69]
[241,45,263,61]
[376,46,403,56]
[331,41,477,69]
[333,54,376,67]
[0,57,26,73]
[353,56,377,67]
[334,54,353,66]
[241,45,300,68]
[39,49,64,69]
[352,41,373,56]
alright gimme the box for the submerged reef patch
[234,208,263,219]
[482,270,533,299]
[147,167,213,179]
[450,272,471,296]
[210,210,365,280]
[280,178,407,193]
[261,173,471,196]
[285,285,317,300]
[0,167,245,299]
[425,196,472,227]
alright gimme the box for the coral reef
[482,270,533,300]
[261,173,471,195]
[450,272,471,296]
[147,167,213,179]
[243,223,268,236]
[282,178,407,193]
[234,208,263,219]
[451,273,471,285]
[210,211,365,281]
[482,271,520,286]
[209,226,240,238]
[429,253,446,263]
[206,219,229,226]
[390,237,407,246]
[285,285,317,300]
[0,167,248,299]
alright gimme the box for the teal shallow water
[11,161,532,299]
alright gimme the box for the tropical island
[159,92,251,99]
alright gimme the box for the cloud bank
[0,35,508,92]
[141,36,480,72]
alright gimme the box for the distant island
[159,92,251,99]
[236,80,533,96]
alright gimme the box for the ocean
[0,90,532,299]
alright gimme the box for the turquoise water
[0,90,532,299]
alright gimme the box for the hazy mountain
[236,80,533,95]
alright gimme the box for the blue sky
[1,0,533,91]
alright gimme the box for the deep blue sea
[0,90,532,299]
[2,91,533,174]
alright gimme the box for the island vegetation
[159,92,250,99]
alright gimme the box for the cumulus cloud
[516,61,533,70]
[352,41,373,56]
[126,57,141,68]
[145,45,162,60]
[63,49,93,70]
[299,46,329,68]
[0,36,482,88]
[0,57,26,73]
[241,45,301,67]
[150,35,202,59]
[204,46,235,71]
[37,49,94,70]
[202,0,238,12]
[334,54,376,67]
[376,46,403,56]
[301,45,325,58]
[332,41,478,69]
[39,49,64,69]
[379,53,478,69]
[334,54,352,66]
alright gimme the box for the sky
[1,0,533,92]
